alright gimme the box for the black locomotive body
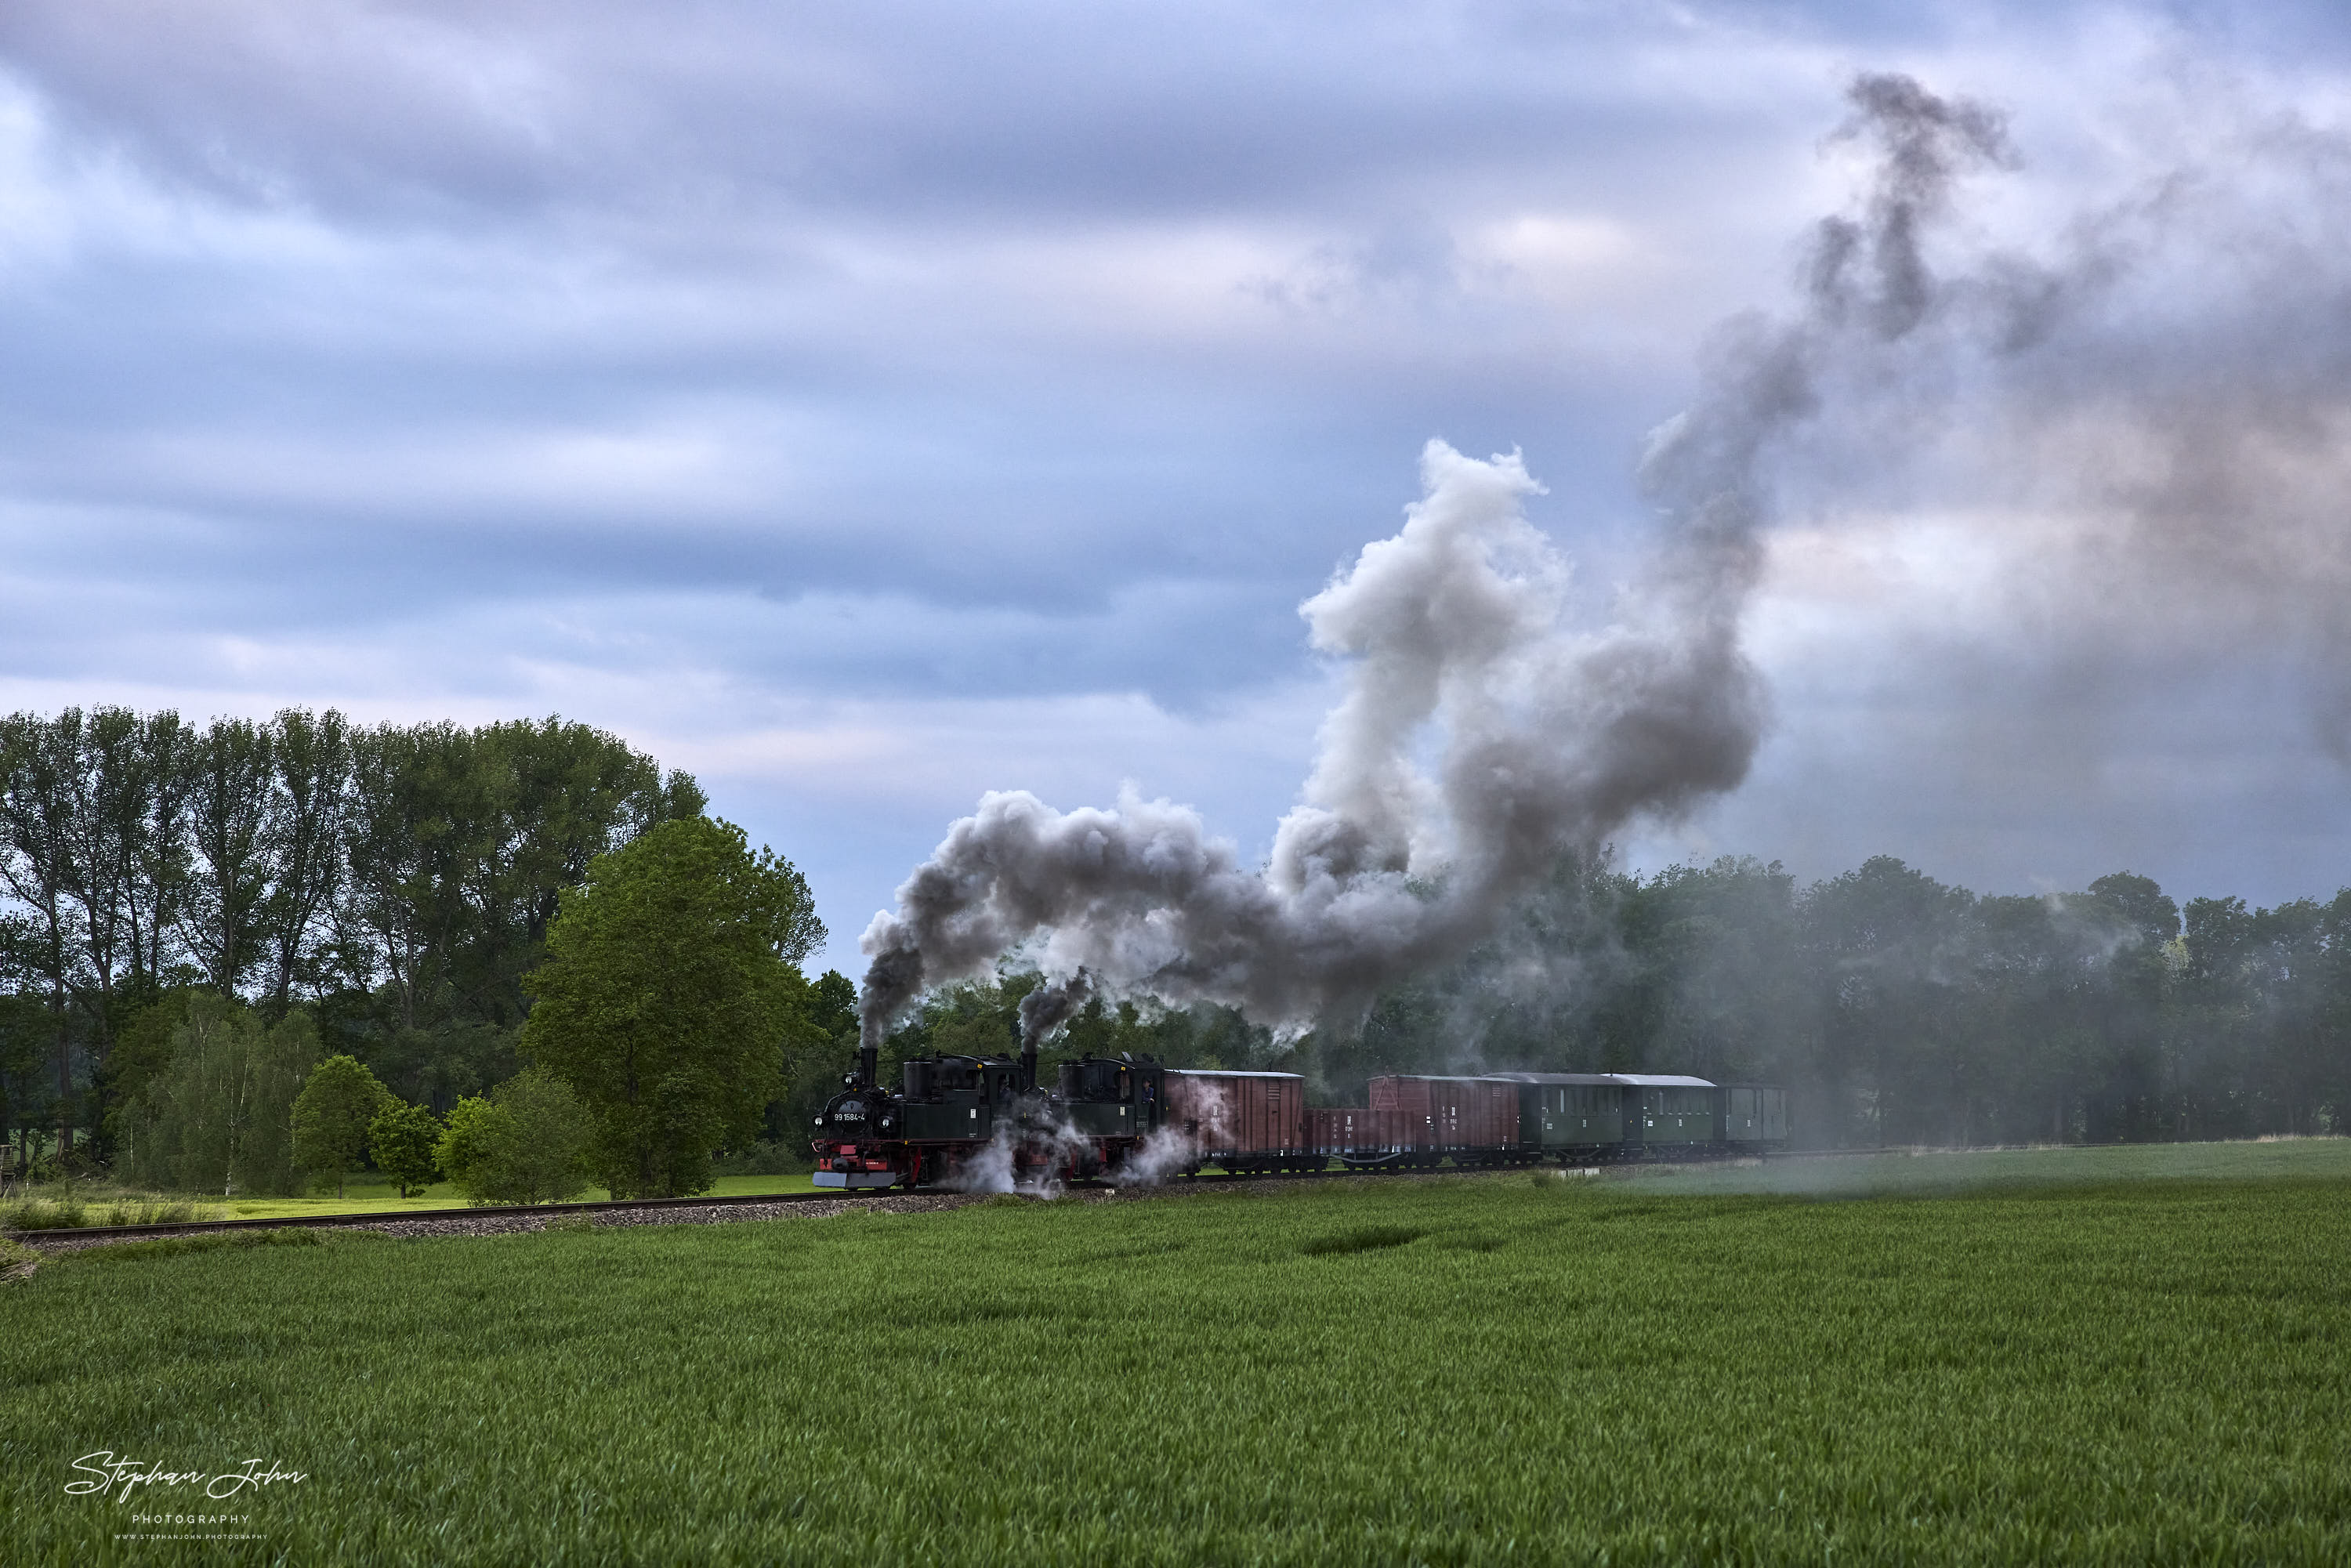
[813,1033,1168,1189]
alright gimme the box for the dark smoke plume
[1016,969,1093,1048]
[1748,65,2351,821]
[857,74,2012,1047]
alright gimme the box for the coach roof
[1482,1073,1621,1086]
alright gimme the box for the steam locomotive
[812,1027,1788,1189]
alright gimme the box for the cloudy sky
[5,0,2351,976]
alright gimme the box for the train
[811,1027,1788,1189]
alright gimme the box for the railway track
[3,1186,911,1244]
[6,1151,1822,1245]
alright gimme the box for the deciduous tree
[292,1053,393,1196]
[367,1099,441,1197]
[125,994,315,1196]
[433,1066,591,1204]
[521,817,822,1197]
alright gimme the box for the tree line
[9,701,2340,1177]
[886,853,2351,1149]
[0,706,732,1168]
[60,810,839,1201]
[1331,853,2351,1146]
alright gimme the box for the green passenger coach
[1487,1072,1790,1163]
[1488,1073,1627,1157]
[1717,1082,1790,1147]
[1617,1074,1718,1154]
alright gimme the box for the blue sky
[6,0,2351,976]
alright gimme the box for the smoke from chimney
[856,74,2018,1048]
[1016,969,1095,1049]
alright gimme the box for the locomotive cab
[892,1051,1058,1186]
[1048,1053,1163,1180]
[1056,1054,1161,1139]
[899,1054,1003,1142]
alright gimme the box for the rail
[9,1148,1828,1244]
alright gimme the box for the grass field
[5,1144,2348,1564]
[1599,1132,2351,1195]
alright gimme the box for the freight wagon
[1342,1075,1523,1168]
[1161,1069,1316,1173]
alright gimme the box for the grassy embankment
[201,1171,823,1219]
[0,1171,822,1229]
[4,1141,2347,1565]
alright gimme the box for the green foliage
[0,990,56,1157]
[766,968,858,1150]
[708,1139,807,1177]
[347,1020,519,1121]
[521,817,824,1198]
[0,705,705,1161]
[292,1054,393,1197]
[120,994,317,1197]
[489,1066,592,1204]
[433,1068,592,1206]
[0,1191,82,1230]
[96,1196,216,1226]
[335,716,709,1050]
[432,1095,512,1202]
[875,972,1275,1099]
[4,1163,2350,1562]
[96,989,204,1151]
[368,1100,442,1197]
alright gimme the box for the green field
[1598,1132,2351,1194]
[5,1145,2348,1564]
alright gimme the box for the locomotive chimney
[1014,970,1093,1095]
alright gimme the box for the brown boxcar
[1306,1105,1409,1162]
[1367,1075,1520,1163]
[1162,1070,1313,1171]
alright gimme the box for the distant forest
[1326,853,2349,1147]
[875,854,2351,1150]
[4,705,2346,1172]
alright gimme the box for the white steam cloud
[857,432,1762,1042]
